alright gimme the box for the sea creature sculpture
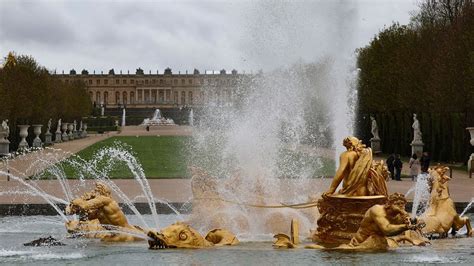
[421,166,472,237]
[148,222,239,249]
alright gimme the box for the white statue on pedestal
[56,119,62,133]
[370,116,380,140]
[47,118,52,133]
[1,120,9,136]
[412,114,422,143]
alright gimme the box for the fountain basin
[0,214,473,265]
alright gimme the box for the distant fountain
[142,109,175,126]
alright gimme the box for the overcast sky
[0,0,419,73]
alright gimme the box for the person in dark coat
[420,152,430,173]
[386,153,395,180]
[394,154,403,181]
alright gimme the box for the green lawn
[40,136,336,179]
[60,136,191,178]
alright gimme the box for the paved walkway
[0,127,472,205]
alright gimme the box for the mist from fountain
[187,1,359,235]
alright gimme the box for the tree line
[0,52,92,150]
[356,0,474,162]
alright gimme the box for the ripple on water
[0,249,84,261]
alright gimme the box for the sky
[0,0,419,74]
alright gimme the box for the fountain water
[410,172,432,217]
[122,108,126,127]
[189,109,194,127]
[187,1,359,235]
[142,109,175,126]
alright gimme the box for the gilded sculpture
[65,181,145,242]
[277,193,425,250]
[421,166,472,237]
[148,222,239,249]
[323,136,388,197]
[314,136,390,244]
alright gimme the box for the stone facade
[55,68,249,108]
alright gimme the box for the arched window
[96,91,101,104]
[130,92,135,104]
[115,92,120,104]
[123,91,128,105]
[104,91,108,104]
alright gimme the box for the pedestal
[55,132,62,143]
[0,134,9,156]
[410,141,424,156]
[44,132,52,146]
[370,138,381,154]
[312,195,386,245]
[78,130,83,139]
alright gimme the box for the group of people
[386,152,430,181]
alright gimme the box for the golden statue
[324,136,388,197]
[314,137,390,245]
[276,194,424,250]
[148,222,239,249]
[421,166,472,237]
[65,181,145,242]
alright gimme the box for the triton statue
[65,181,145,242]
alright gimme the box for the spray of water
[188,1,360,234]
[410,173,431,217]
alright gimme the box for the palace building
[55,68,250,109]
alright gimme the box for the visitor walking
[420,152,430,173]
[409,153,420,181]
[394,154,403,181]
[386,153,395,180]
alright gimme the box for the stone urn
[62,123,69,141]
[17,125,30,150]
[32,124,43,148]
[467,127,474,174]
[68,123,74,140]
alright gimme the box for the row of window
[92,90,196,105]
[65,78,237,86]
